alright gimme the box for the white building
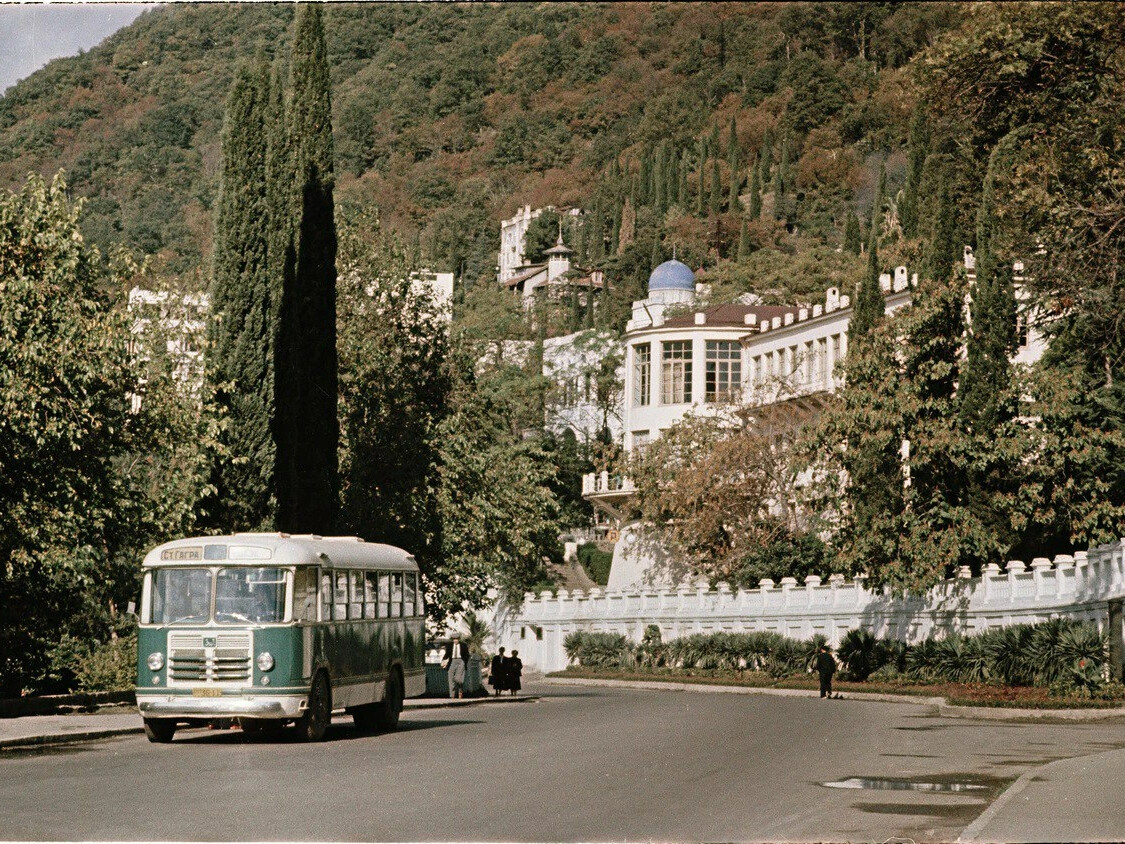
[584,252,1048,589]
[127,286,209,411]
[410,269,454,319]
[498,205,545,284]
[542,329,625,444]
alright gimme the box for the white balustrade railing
[496,540,1125,672]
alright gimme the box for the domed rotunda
[648,258,696,292]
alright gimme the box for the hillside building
[585,251,1048,589]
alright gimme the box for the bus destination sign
[160,547,203,561]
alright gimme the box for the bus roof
[142,533,418,571]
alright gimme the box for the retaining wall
[494,540,1125,673]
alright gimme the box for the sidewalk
[0,695,537,750]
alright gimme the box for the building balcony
[581,471,635,521]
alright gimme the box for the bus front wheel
[374,670,403,732]
[297,672,331,742]
[143,718,177,743]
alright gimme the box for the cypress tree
[709,155,722,215]
[760,127,773,178]
[652,145,665,213]
[639,148,653,207]
[771,157,784,221]
[275,4,339,533]
[650,235,662,270]
[610,201,622,254]
[208,54,274,531]
[748,158,761,219]
[900,109,928,239]
[924,163,957,282]
[677,153,689,209]
[590,199,604,262]
[961,148,1017,428]
[843,208,862,255]
[727,118,740,212]
[696,140,707,216]
[849,197,886,344]
[665,144,678,210]
[737,218,750,262]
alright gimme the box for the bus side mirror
[127,601,138,618]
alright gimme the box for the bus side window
[391,572,403,618]
[295,568,317,622]
[320,571,333,621]
[403,573,415,618]
[378,573,390,618]
[348,571,362,619]
[363,572,378,619]
[335,572,349,620]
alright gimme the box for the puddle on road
[822,777,989,793]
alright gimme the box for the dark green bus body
[135,534,426,735]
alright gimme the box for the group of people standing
[488,647,522,696]
[440,634,522,698]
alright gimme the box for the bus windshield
[150,567,287,625]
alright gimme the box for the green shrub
[838,629,880,681]
[75,634,137,692]
[563,631,632,668]
[636,624,666,668]
[577,543,613,586]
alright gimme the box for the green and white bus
[135,533,426,743]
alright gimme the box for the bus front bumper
[136,693,306,720]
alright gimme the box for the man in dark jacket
[816,645,837,699]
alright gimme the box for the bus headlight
[256,652,275,672]
[147,652,165,671]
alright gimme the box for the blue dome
[648,259,695,293]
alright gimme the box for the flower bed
[549,665,1125,709]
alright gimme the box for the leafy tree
[922,161,956,283]
[275,4,339,533]
[523,208,563,265]
[629,409,814,585]
[206,55,274,532]
[337,207,451,571]
[0,175,218,694]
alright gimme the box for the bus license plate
[192,688,222,697]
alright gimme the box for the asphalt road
[2,683,1125,842]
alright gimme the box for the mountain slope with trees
[0,3,960,294]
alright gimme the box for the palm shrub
[764,636,807,678]
[564,631,633,668]
[981,624,1037,685]
[636,624,666,668]
[739,632,785,671]
[838,629,880,681]
[1029,618,1107,685]
[905,638,941,682]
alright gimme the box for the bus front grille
[167,632,253,686]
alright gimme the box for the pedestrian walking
[816,645,837,699]
[507,649,522,696]
[489,647,507,696]
[443,633,470,699]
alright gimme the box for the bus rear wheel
[143,718,177,743]
[297,672,331,742]
[374,670,403,732]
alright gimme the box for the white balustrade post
[828,573,845,607]
[982,563,1001,602]
[1074,551,1089,597]
[1052,555,1074,596]
[1006,560,1026,604]
[780,577,797,608]
[804,575,821,607]
[1030,558,1051,598]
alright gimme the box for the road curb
[543,676,1125,721]
[404,696,538,711]
[0,726,144,750]
[0,696,539,751]
[956,764,1039,844]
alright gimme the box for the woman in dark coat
[507,650,523,695]
[489,647,507,696]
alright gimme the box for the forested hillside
[0,2,960,291]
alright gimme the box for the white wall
[491,540,1125,673]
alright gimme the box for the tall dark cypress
[639,148,653,207]
[961,149,1017,428]
[748,158,761,219]
[726,118,740,212]
[275,4,339,533]
[849,187,886,344]
[924,163,957,282]
[770,155,784,221]
[677,152,689,208]
[737,218,750,262]
[899,109,928,239]
[709,155,722,216]
[652,145,665,213]
[696,140,707,216]
[208,55,273,531]
[843,208,862,255]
